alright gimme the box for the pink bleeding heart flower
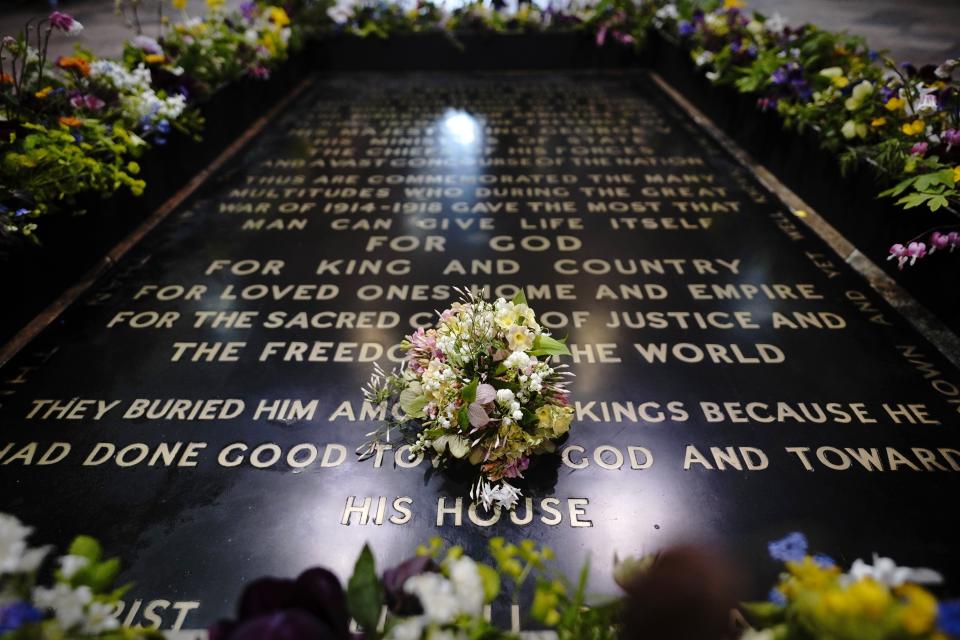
[930,232,950,253]
[948,232,960,251]
[906,241,926,266]
[888,243,908,269]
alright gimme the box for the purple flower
[383,555,436,615]
[939,600,960,637]
[770,67,788,85]
[48,11,83,34]
[730,41,741,55]
[813,554,835,568]
[131,35,163,55]
[503,456,530,478]
[0,601,44,633]
[209,568,350,640]
[757,97,779,111]
[241,1,258,21]
[767,588,787,605]
[84,95,105,110]
[768,532,808,562]
[910,142,929,156]
[943,129,960,147]
[678,20,695,37]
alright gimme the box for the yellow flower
[507,324,533,351]
[832,76,850,88]
[898,584,938,634]
[901,120,925,136]
[59,116,82,127]
[34,86,54,99]
[845,578,892,618]
[206,0,225,9]
[172,0,187,8]
[723,0,745,8]
[871,117,886,127]
[145,53,165,64]
[953,166,960,183]
[536,405,574,438]
[885,96,905,111]
[267,6,290,27]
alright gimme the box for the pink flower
[48,11,83,34]
[930,232,950,253]
[502,457,530,479]
[910,142,928,156]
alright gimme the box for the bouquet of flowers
[362,289,574,511]
[0,512,160,639]
[743,532,960,640]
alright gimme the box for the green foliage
[348,544,384,633]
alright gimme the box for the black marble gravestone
[2,71,960,633]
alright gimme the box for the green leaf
[86,558,121,593]
[457,405,469,430]
[741,600,787,626]
[68,535,103,562]
[399,385,427,419]
[512,289,528,306]
[347,545,382,632]
[476,563,501,601]
[461,377,479,404]
[878,176,915,199]
[529,335,571,358]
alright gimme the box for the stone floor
[0,0,244,60]
[743,0,959,65]
[1,0,958,63]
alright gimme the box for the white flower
[58,554,90,580]
[328,0,359,24]
[765,12,787,32]
[404,573,460,624]
[844,554,943,588]
[916,93,938,114]
[447,556,484,616]
[740,630,775,640]
[655,4,678,20]
[478,481,499,511]
[495,388,515,405]
[694,51,714,67]
[387,617,424,640]
[83,600,120,634]
[0,513,49,574]
[33,583,93,630]
[495,483,521,510]
[504,351,530,370]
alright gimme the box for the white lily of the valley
[844,553,943,588]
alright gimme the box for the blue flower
[678,20,694,37]
[939,600,960,637]
[157,119,171,135]
[0,601,44,633]
[768,588,787,605]
[768,532,808,562]
[14,208,29,217]
[813,554,836,568]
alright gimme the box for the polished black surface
[2,71,960,632]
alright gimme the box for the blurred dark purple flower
[757,96,778,111]
[210,568,351,640]
[943,129,960,147]
[383,555,436,615]
[678,20,694,37]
